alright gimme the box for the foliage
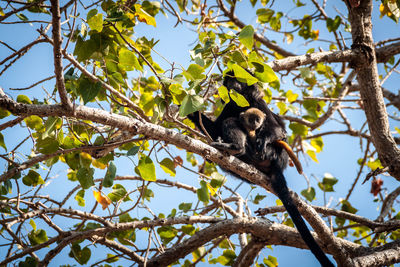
[0,0,400,266]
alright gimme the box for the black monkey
[187,73,334,267]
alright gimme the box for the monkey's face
[240,110,265,132]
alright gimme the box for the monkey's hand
[210,141,245,156]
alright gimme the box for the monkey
[188,72,334,267]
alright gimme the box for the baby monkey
[212,107,303,174]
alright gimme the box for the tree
[0,0,400,266]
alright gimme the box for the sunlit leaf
[301,187,316,202]
[229,89,250,107]
[159,158,176,177]
[93,190,111,210]
[28,229,48,246]
[238,25,254,50]
[231,64,258,85]
[75,189,85,207]
[137,155,156,181]
[87,13,103,32]
[22,170,44,187]
[197,180,210,203]
[0,133,6,151]
[179,95,204,117]
[134,4,156,26]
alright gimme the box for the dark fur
[188,72,334,267]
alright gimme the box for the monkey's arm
[210,117,247,156]
[275,140,303,174]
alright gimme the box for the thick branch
[50,0,73,111]
[349,0,400,180]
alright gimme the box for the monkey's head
[239,108,266,132]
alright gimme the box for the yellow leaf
[93,190,111,210]
[92,159,107,169]
[134,4,156,27]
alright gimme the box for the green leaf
[103,161,116,187]
[78,78,102,104]
[289,122,308,137]
[340,199,358,214]
[16,95,32,104]
[178,202,192,212]
[210,172,225,188]
[16,13,28,21]
[106,254,119,263]
[326,16,341,32]
[256,8,274,23]
[0,132,6,151]
[0,108,11,119]
[22,170,44,187]
[137,155,156,181]
[29,219,37,231]
[310,137,324,153]
[134,4,157,27]
[183,64,206,81]
[229,89,250,107]
[253,62,279,83]
[181,224,195,235]
[28,229,48,246]
[70,244,91,265]
[36,137,59,154]
[127,146,140,156]
[159,158,176,177]
[75,189,85,207]
[119,48,143,71]
[238,25,255,50]
[25,115,44,131]
[264,255,278,267]
[88,13,103,32]
[301,187,316,202]
[76,168,95,189]
[252,194,266,204]
[43,117,62,139]
[197,180,210,203]
[217,85,230,103]
[317,173,338,192]
[179,95,204,117]
[108,184,132,202]
[231,64,258,85]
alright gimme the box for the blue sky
[1,0,400,266]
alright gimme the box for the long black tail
[269,167,335,267]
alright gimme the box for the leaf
[29,219,36,231]
[108,184,132,202]
[301,187,316,202]
[16,94,32,104]
[93,190,111,210]
[231,64,258,85]
[106,254,119,263]
[76,168,95,189]
[159,158,176,177]
[183,64,206,81]
[210,172,225,188]
[127,146,140,156]
[36,137,59,154]
[178,202,192,212]
[238,25,254,50]
[119,48,143,71]
[25,115,44,131]
[78,78,102,104]
[229,89,250,107]
[264,255,278,267]
[75,189,85,207]
[181,224,195,235]
[22,170,44,187]
[217,85,230,103]
[42,117,62,139]
[197,180,210,203]
[286,90,298,103]
[103,161,116,187]
[0,108,11,119]
[318,173,338,192]
[70,244,91,265]
[134,4,157,26]
[252,62,278,83]
[87,13,103,32]
[137,155,156,181]
[28,229,48,246]
[256,8,274,23]
[252,194,266,204]
[340,199,358,214]
[179,95,204,117]
[0,132,6,151]
[326,16,341,32]
[310,137,324,153]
